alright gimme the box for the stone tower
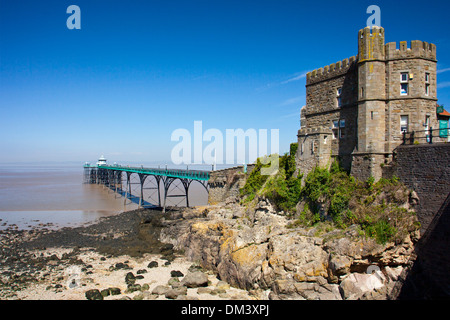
[351,26,387,181]
[298,25,438,182]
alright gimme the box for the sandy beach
[0,208,256,300]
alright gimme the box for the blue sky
[1,0,450,164]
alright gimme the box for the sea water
[0,162,212,230]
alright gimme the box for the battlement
[306,56,357,85]
[297,126,332,137]
[386,40,436,61]
[358,26,386,62]
[358,25,385,39]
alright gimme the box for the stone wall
[397,191,450,299]
[351,153,386,182]
[383,143,450,232]
[303,57,358,172]
[388,143,450,299]
[296,126,332,181]
[305,57,358,115]
[302,106,358,163]
[208,165,255,204]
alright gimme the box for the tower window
[339,119,346,139]
[401,73,409,82]
[425,73,430,96]
[401,83,409,95]
[337,87,342,108]
[400,115,409,133]
[400,73,409,96]
[332,120,339,139]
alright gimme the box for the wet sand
[0,163,208,230]
[0,165,137,229]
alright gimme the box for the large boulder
[339,271,386,300]
[267,233,329,283]
[217,240,269,290]
[271,278,342,300]
[328,254,353,283]
[181,271,209,288]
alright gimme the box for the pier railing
[97,164,210,181]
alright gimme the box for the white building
[96,155,107,166]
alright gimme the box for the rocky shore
[0,209,253,300]
[160,199,420,300]
[1,197,419,300]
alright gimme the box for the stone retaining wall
[383,143,450,232]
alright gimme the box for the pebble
[170,270,184,277]
[152,285,170,295]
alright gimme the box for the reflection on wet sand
[0,164,208,230]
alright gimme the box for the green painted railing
[95,164,210,181]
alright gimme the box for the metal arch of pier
[90,165,210,213]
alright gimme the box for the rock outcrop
[160,199,419,300]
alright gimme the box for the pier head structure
[297,26,439,181]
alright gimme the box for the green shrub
[240,143,302,213]
[302,167,331,203]
[240,157,271,202]
[240,148,418,245]
[365,220,397,245]
[329,192,350,218]
[298,162,418,244]
[263,144,302,212]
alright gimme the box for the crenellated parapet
[386,40,436,61]
[297,125,332,138]
[358,26,386,62]
[306,56,358,86]
[307,38,436,87]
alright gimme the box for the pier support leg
[156,176,162,208]
[138,173,147,209]
[162,177,176,213]
[181,179,193,208]
[124,173,131,205]
[114,171,120,198]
